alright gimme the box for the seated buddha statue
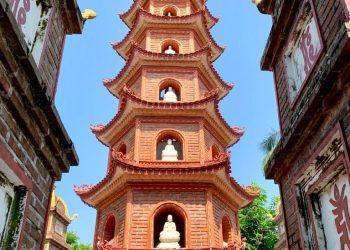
[156,214,180,249]
[161,139,178,161]
[163,87,177,102]
[164,45,176,54]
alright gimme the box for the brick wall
[39,5,66,99]
[142,69,197,102]
[139,121,200,161]
[279,84,350,249]
[0,67,53,249]
[212,195,239,247]
[98,194,127,248]
[0,0,81,248]
[131,190,208,248]
[204,129,225,161]
[152,0,190,16]
[149,31,193,54]
[113,127,136,160]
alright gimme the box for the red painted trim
[40,178,55,249]
[340,0,350,20]
[305,154,347,249]
[282,0,325,109]
[0,144,33,249]
[38,5,55,70]
[52,35,66,100]
[291,122,349,248]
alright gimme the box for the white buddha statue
[167,12,172,16]
[156,214,180,249]
[163,87,177,102]
[164,45,176,54]
[161,139,178,161]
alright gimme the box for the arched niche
[156,130,184,161]
[161,40,180,54]
[221,215,233,247]
[151,203,188,248]
[103,215,116,245]
[159,79,181,101]
[211,144,220,160]
[117,143,127,155]
[163,6,178,16]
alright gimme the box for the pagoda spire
[75,1,258,249]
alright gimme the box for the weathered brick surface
[0,0,82,248]
[39,7,66,98]
[275,0,346,133]
[262,0,350,248]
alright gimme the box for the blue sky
[55,0,279,244]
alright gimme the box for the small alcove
[156,131,183,161]
[153,206,186,248]
[103,215,116,244]
[222,216,233,247]
[159,80,181,102]
[161,40,180,54]
[211,144,220,160]
[118,143,127,155]
[163,6,178,16]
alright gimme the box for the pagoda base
[156,242,181,249]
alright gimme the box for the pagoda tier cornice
[113,9,224,62]
[120,0,218,29]
[74,154,259,209]
[90,87,244,147]
[103,45,233,100]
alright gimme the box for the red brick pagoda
[75,1,258,249]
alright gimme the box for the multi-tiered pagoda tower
[75,1,258,249]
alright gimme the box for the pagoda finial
[82,9,97,21]
[251,0,262,5]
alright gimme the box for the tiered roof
[103,45,233,99]
[119,0,218,28]
[74,152,259,208]
[113,9,224,61]
[90,87,244,147]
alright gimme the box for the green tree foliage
[66,231,93,250]
[260,130,280,170]
[239,184,279,250]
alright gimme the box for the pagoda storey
[75,1,258,249]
